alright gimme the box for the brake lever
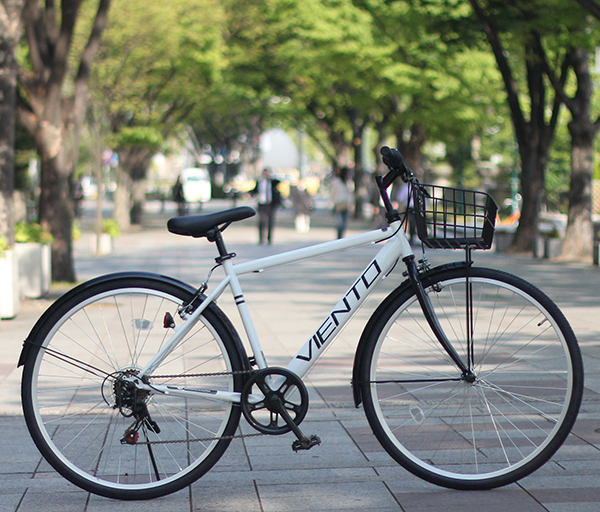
[414,181,431,197]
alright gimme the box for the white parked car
[181,168,211,204]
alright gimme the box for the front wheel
[359,266,583,490]
[21,274,247,500]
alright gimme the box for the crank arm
[268,395,321,451]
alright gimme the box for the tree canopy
[2,0,598,284]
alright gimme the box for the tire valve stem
[164,312,176,329]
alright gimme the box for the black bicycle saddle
[167,206,256,238]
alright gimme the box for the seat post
[207,228,236,263]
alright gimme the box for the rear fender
[17,272,249,374]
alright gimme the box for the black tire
[359,266,583,490]
[21,274,247,500]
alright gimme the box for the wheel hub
[462,370,477,384]
[102,368,146,415]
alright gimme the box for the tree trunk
[558,49,598,261]
[38,149,75,282]
[130,153,153,225]
[513,144,546,252]
[350,110,368,219]
[396,123,426,177]
[114,164,132,231]
[306,100,351,169]
[327,130,351,170]
[560,119,595,261]
[372,110,391,175]
[468,1,562,254]
[130,179,146,225]
[24,103,80,281]
[508,42,559,254]
[18,0,112,282]
[115,147,152,226]
[0,0,26,244]
[0,31,18,244]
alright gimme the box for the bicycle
[18,147,583,500]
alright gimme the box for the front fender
[351,261,469,407]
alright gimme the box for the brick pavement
[1,199,599,511]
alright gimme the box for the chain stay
[128,368,258,445]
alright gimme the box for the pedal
[292,434,321,452]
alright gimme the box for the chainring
[241,367,309,435]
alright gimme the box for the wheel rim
[369,275,576,482]
[27,286,237,492]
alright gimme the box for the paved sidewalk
[1,199,600,512]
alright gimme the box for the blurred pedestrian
[290,183,313,233]
[72,177,83,218]
[330,167,352,239]
[251,168,281,244]
[172,175,186,216]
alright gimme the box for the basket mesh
[411,184,498,250]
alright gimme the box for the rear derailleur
[104,371,161,445]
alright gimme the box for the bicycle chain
[132,432,266,445]
[150,369,254,379]
[130,369,263,445]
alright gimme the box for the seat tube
[221,258,268,369]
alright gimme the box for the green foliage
[540,226,561,239]
[90,0,225,155]
[114,127,164,150]
[15,222,54,244]
[102,219,121,238]
[81,0,600,219]
[0,236,8,256]
[72,222,81,242]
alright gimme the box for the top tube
[233,221,407,276]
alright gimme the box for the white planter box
[0,249,20,319]
[15,243,52,299]
[95,233,113,255]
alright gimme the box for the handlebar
[376,146,419,223]
[380,146,414,188]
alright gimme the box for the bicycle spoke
[362,267,582,490]
[23,278,243,499]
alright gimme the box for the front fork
[403,254,475,382]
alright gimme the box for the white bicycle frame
[137,219,414,403]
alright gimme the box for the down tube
[287,236,404,379]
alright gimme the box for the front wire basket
[411,184,498,250]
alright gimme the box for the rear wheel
[22,275,246,500]
[359,267,583,489]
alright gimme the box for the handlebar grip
[380,146,406,171]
